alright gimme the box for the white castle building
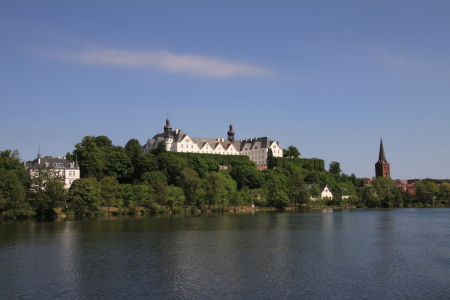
[25,153,80,189]
[142,119,283,166]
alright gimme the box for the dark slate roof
[25,156,79,169]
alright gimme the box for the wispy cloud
[46,46,274,78]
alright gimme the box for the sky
[1,0,449,180]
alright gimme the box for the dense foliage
[1,138,449,218]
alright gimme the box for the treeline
[1,136,450,218]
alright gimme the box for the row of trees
[1,135,450,218]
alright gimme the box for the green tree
[230,164,262,190]
[151,141,167,155]
[152,178,169,205]
[99,176,120,212]
[283,146,300,158]
[438,183,450,204]
[29,166,67,216]
[68,177,101,214]
[328,161,341,175]
[415,180,438,206]
[0,150,23,171]
[267,148,275,169]
[178,168,201,205]
[158,153,189,185]
[203,172,222,209]
[288,170,304,206]
[309,184,321,203]
[0,170,34,218]
[125,138,142,180]
[263,173,288,208]
[105,151,133,182]
[168,185,185,208]
[133,183,153,209]
[74,136,106,179]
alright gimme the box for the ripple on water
[0,209,450,299]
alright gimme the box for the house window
[186,139,189,143]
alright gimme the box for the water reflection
[1,209,450,299]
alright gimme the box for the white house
[25,153,80,189]
[142,119,283,166]
[304,184,334,201]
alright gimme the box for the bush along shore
[1,137,449,219]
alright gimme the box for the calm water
[1,208,449,299]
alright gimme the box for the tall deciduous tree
[203,172,221,209]
[328,161,341,175]
[283,146,300,158]
[178,168,201,205]
[68,177,101,214]
[100,176,120,212]
[29,166,67,216]
[415,180,438,206]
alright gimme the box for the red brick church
[375,138,390,178]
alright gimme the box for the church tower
[375,138,390,178]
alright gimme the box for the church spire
[378,138,388,163]
[375,138,390,178]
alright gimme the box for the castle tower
[164,118,173,151]
[375,138,390,178]
[227,124,235,143]
[164,118,172,134]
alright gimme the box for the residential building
[25,153,80,189]
[304,184,334,201]
[142,119,283,166]
[394,179,419,194]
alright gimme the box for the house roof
[25,156,79,170]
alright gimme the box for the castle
[142,119,283,166]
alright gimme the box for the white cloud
[49,46,274,78]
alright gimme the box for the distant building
[361,178,372,185]
[375,138,390,178]
[304,184,334,201]
[142,119,283,166]
[393,179,419,194]
[25,153,80,189]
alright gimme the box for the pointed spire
[378,138,388,164]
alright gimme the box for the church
[375,138,390,178]
[142,119,283,166]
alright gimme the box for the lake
[1,208,449,299]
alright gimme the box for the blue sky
[1,0,449,179]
